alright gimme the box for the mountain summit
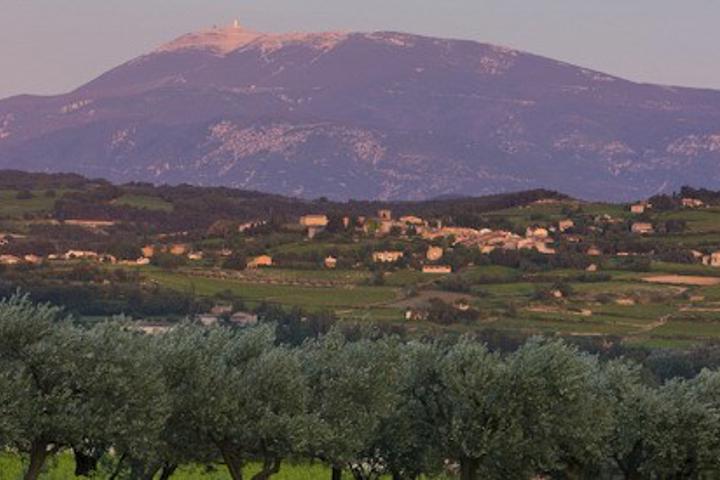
[156,21,264,55]
[155,21,349,58]
[1,23,719,200]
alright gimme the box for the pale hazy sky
[1,0,719,99]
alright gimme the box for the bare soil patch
[391,290,475,308]
[642,275,720,286]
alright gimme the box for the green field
[0,453,449,480]
[0,190,62,216]
[147,268,399,310]
[112,194,174,212]
[241,268,370,284]
[658,207,720,233]
[132,255,716,341]
[483,201,631,228]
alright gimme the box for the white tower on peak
[233,19,241,29]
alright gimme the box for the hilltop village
[3,172,720,345]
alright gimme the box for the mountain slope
[1,23,720,200]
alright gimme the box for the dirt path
[625,314,671,337]
[565,314,672,338]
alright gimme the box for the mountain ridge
[1,23,719,201]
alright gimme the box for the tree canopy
[3,294,720,480]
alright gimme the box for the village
[2,194,719,270]
[1,176,720,345]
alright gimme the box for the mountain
[1,22,720,201]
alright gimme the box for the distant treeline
[0,169,568,232]
[4,295,720,480]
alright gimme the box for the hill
[1,23,720,200]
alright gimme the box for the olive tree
[433,337,609,480]
[508,338,614,479]
[303,329,403,480]
[0,294,169,480]
[370,342,446,480]
[434,337,530,480]
[70,322,169,478]
[649,379,720,478]
[665,369,720,477]
[156,323,310,480]
[0,294,86,480]
[605,361,720,480]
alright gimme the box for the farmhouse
[188,252,204,261]
[230,311,259,326]
[141,245,155,258]
[558,219,575,232]
[120,257,151,266]
[65,250,99,260]
[324,256,338,269]
[23,254,42,265]
[378,209,393,221]
[197,314,219,327]
[630,203,647,214]
[426,246,444,261]
[526,227,549,239]
[399,215,424,226]
[132,322,173,335]
[517,238,535,250]
[703,252,720,268]
[299,214,329,228]
[99,254,117,264]
[379,220,396,235]
[65,219,116,229]
[682,198,705,208]
[169,244,189,255]
[373,251,404,263]
[247,255,273,269]
[422,265,452,274]
[405,308,428,321]
[210,305,233,316]
[631,222,654,235]
[587,247,602,256]
[0,255,21,265]
[300,214,329,238]
[238,220,267,233]
[422,226,484,243]
[535,242,557,255]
